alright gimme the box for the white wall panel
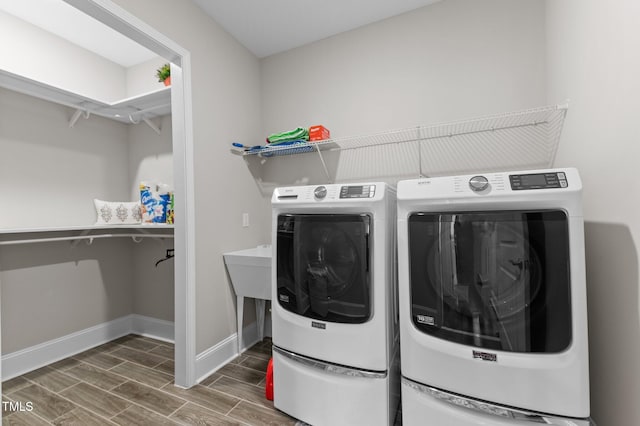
[546,0,640,424]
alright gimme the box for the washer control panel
[340,184,376,198]
[314,185,328,199]
[509,171,568,190]
[468,175,489,192]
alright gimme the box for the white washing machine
[397,168,592,425]
[271,182,399,426]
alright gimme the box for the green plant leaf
[155,63,170,82]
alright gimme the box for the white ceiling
[0,0,441,66]
[0,0,157,67]
[193,0,442,58]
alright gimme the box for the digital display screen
[346,186,363,195]
[520,174,547,186]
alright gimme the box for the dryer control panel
[273,182,388,203]
[397,168,580,201]
[509,171,568,190]
[339,184,376,198]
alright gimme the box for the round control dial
[469,175,489,192]
[314,185,328,199]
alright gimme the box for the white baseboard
[2,314,175,381]
[194,333,238,383]
[195,321,264,383]
[131,314,174,343]
[2,316,132,380]
[2,314,265,384]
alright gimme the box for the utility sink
[223,244,272,353]
[223,245,271,300]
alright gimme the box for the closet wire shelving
[0,225,174,247]
[0,70,175,245]
[240,103,568,181]
[0,69,171,134]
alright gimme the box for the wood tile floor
[2,335,298,425]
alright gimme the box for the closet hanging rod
[0,233,174,246]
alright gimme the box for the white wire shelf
[0,224,174,246]
[0,69,171,132]
[239,103,568,181]
[236,140,339,157]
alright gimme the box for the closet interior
[0,2,178,382]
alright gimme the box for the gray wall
[132,239,175,322]
[5,7,631,424]
[112,0,269,354]
[0,0,267,359]
[125,57,169,98]
[0,239,133,354]
[546,0,640,424]
[128,115,175,322]
[0,89,174,354]
[0,89,132,354]
[0,88,174,353]
[261,0,546,137]
[0,88,130,227]
[258,0,547,187]
[114,0,548,354]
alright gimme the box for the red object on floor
[265,357,274,401]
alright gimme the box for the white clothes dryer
[272,182,399,426]
[397,168,592,425]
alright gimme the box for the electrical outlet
[242,213,250,227]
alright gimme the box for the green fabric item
[267,127,309,143]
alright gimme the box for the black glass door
[408,210,571,353]
[277,214,371,324]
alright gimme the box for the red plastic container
[265,357,274,401]
[309,125,330,141]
